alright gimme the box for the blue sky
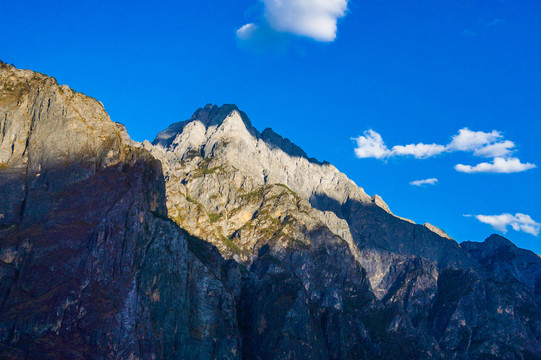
[2,0,540,252]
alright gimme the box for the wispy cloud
[410,178,438,186]
[353,128,535,174]
[463,18,503,38]
[235,22,289,51]
[237,0,349,46]
[473,213,540,236]
[481,18,503,28]
[462,30,478,37]
[455,157,536,174]
[392,143,447,159]
[237,23,259,41]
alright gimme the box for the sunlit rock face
[145,104,472,295]
[1,62,540,359]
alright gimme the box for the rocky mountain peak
[483,233,516,250]
[145,104,478,255]
[152,103,255,148]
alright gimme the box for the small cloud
[237,0,349,47]
[455,157,536,174]
[391,143,446,159]
[235,22,289,52]
[482,18,503,28]
[473,140,515,158]
[448,128,502,152]
[463,30,478,37]
[463,214,473,218]
[262,0,348,42]
[353,130,390,159]
[236,23,258,40]
[474,213,540,236]
[410,178,438,186]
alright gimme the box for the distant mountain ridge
[1,62,540,359]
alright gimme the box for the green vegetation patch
[239,189,264,202]
[2,81,31,103]
[190,157,225,178]
[220,235,243,254]
[208,212,222,223]
[185,194,204,209]
[276,183,299,199]
[239,185,274,203]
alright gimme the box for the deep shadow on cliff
[0,149,243,360]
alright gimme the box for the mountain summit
[1,64,540,359]
[144,103,470,292]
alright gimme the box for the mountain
[1,62,540,359]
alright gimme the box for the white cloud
[455,157,536,174]
[473,140,515,158]
[463,30,478,37]
[475,213,541,236]
[236,23,259,40]
[353,130,445,159]
[448,128,502,152]
[237,0,348,43]
[262,0,348,42]
[353,127,535,174]
[391,143,446,159]
[483,18,503,28]
[353,130,390,159]
[410,178,438,186]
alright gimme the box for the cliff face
[0,63,240,359]
[0,64,540,359]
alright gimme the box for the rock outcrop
[1,63,540,359]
